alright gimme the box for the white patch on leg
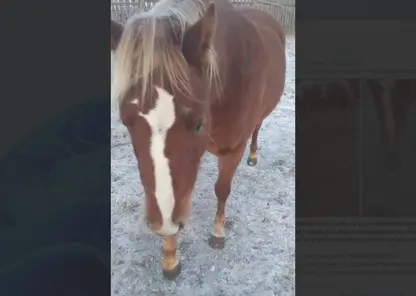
[139,87,179,236]
[212,227,225,238]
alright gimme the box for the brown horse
[111,0,285,279]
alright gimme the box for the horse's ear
[182,3,216,71]
[111,20,124,51]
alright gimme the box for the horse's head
[111,3,219,236]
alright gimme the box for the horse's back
[238,8,285,49]
[238,7,286,118]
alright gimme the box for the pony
[111,0,286,279]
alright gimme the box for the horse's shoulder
[119,98,140,127]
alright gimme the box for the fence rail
[111,0,295,34]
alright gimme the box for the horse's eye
[195,121,203,132]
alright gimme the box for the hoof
[209,235,225,249]
[163,262,181,280]
[247,157,257,166]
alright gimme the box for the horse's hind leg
[247,123,262,166]
[209,148,245,249]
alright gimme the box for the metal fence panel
[110,0,295,34]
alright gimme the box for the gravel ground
[111,35,295,296]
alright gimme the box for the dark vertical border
[359,79,364,217]
[0,0,110,295]
[296,0,416,295]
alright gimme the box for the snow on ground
[111,35,295,296]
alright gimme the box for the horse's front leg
[209,149,245,249]
[162,235,181,280]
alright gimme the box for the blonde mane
[111,0,220,106]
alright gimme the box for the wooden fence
[111,0,295,34]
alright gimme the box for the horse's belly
[249,13,286,119]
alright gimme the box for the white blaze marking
[139,87,178,236]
